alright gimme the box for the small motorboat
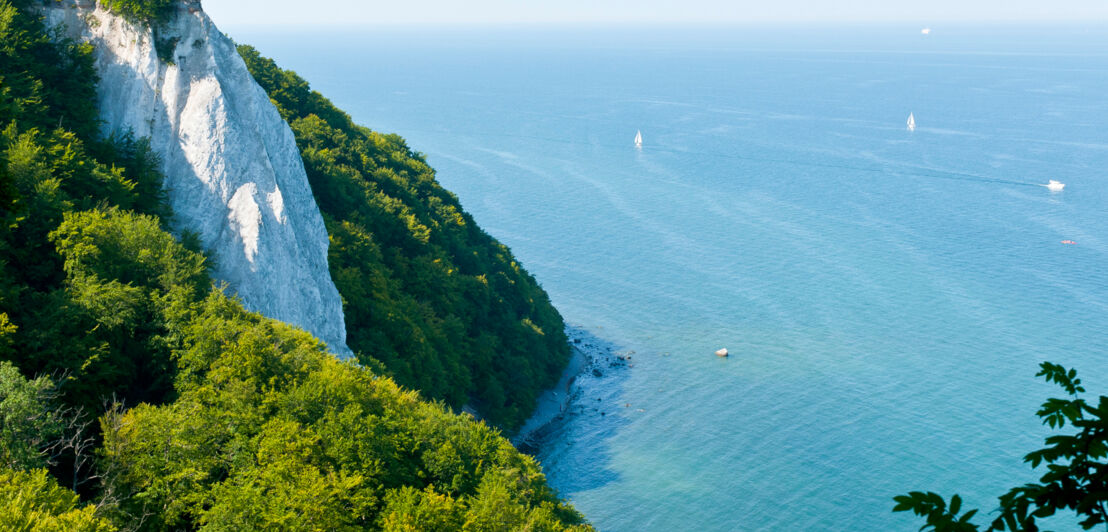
[1044,180,1065,192]
[715,348,729,357]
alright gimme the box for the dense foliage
[100,0,176,25]
[0,2,589,529]
[1,468,116,531]
[1,0,176,419]
[101,292,585,530]
[895,363,1108,531]
[1,360,62,470]
[239,46,571,429]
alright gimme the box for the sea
[230,24,1108,531]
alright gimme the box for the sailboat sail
[634,130,643,148]
[907,113,916,131]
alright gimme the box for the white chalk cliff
[42,1,352,355]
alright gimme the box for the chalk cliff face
[43,1,351,355]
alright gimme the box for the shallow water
[233,24,1108,530]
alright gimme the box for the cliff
[41,0,351,355]
[0,3,592,528]
[240,48,572,429]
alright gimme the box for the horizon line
[214,19,1108,30]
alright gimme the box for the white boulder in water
[42,0,351,356]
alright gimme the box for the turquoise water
[234,25,1108,530]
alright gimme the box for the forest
[0,0,588,529]
[238,47,571,430]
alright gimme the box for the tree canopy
[1,468,116,532]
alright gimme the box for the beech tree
[0,468,115,532]
[0,360,60,470]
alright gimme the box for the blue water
[231,24,1108,530]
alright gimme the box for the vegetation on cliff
[100,0,176,25]
[0,1,587,529]
[239,46,571,430]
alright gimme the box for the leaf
[928,491,946,509]
[893,495,916,513]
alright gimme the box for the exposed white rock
[42,1,352,356]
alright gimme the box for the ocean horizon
[232,24,1108,530]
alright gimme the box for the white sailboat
[907,113,916,132]
[634,130,643,149]
[1044,180,1066,192]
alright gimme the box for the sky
[203,0,1108,26]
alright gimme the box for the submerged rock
[43,1,351,355]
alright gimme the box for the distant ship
[634,130,643,149]
[921,28,932,35]
[1044,180,1065,192]
[907,113,916,132]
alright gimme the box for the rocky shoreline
[512,327,633,452]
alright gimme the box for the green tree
[0,313,14,356]
[22,208,210,411]
[100,0,176,24]
[379,486,465,532]
[0,360,61,470]
[0,0,99,140]
[895,363,1108,531]
[0,468,116,532]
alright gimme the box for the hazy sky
[203,0,1108,26]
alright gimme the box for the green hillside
[0,1,586,529]
[239,47,571,430]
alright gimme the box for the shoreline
[512,344,589,447]
[512,328,631,451]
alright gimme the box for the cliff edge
[42,0,351,355]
